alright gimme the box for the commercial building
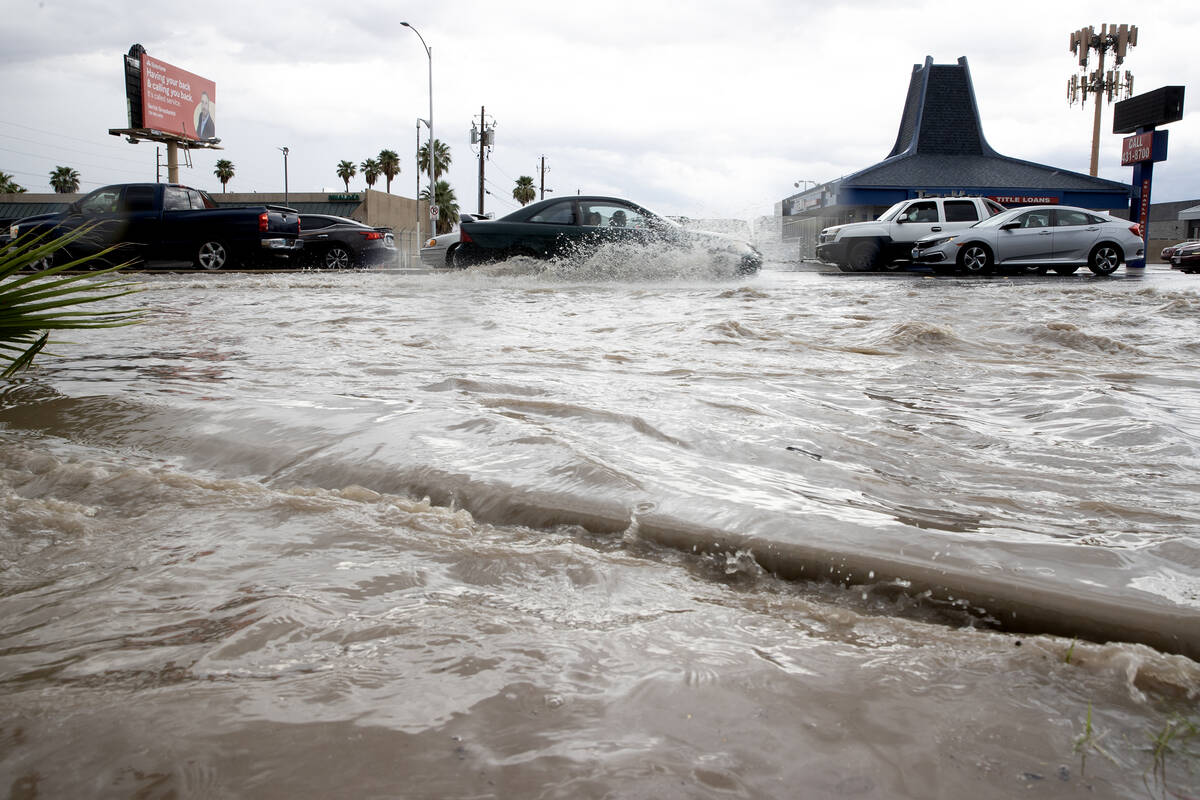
[778,56,1141,259]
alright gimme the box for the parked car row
[816,195,1160,276]
[4,183,396,271]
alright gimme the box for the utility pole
[1068,23,1137,176]
[472,106,494,215]
[539,155,551,200]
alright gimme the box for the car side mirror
[1000,222,1021,231]
[895,217,907,224]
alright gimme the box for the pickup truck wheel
[323,246,352,270]
[196,240,230,271]
[1087,244,1122,276]
[847,242,880,271]
[957,243,993,274]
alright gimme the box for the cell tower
[1067,24,1137,176]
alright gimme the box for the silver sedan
[419,213,489,269]
[911,205,1145,275]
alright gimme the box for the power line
[0,130,151,168]
[0,118,149,153]
[0,146,150,179]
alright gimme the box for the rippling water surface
[2,256,1199,798]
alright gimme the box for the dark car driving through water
[453,195,762,274]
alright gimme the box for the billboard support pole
[167,142,179,184]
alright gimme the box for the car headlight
[921,236,957,248]
[9,225,17,239]
[426,238,437,247]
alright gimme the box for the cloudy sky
[3,0,1197,220]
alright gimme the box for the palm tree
[419,180,459,235]
[213,159,235,193]
[0,228,144,377]
[417,139,452,181]
[360,157,381,190]
[513,176,536,206]
[336,159,357,192]
[0,172,26,194]
[49,166,80,194]
[377,150,401,193]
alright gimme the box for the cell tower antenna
[1067,23,1137,176]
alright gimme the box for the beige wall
[220,190,425,236]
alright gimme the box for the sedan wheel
[196,240,230,271]
[324,246,352,270]
[1088,244,1122,276]
[957,243,993,274]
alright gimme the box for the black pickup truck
[8,183,302,270]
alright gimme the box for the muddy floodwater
[2,253,1199,799]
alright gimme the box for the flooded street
[2,255,1199,798]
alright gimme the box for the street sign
[429,205,439,218]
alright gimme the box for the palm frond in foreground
[0,229,146,378]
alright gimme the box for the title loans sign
[141,55,217,142]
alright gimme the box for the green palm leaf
[0,227,146,378]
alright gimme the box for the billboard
[140,54,217,142]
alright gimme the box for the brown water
[2,254,1199,799]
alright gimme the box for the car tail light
[258,212,269,232]
[1129,224,1143,237]
[460,228,474,244]
[359,231,383,240]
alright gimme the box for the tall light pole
[402,21,434,237]
[415,118,423,245]
[279,146,289,205]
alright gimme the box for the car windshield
[873,202,909,222]
[970,209,1024,228]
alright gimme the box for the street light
[402,21,434,239]
[415,118,423,249]
[279,146,290,205]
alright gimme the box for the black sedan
[454,196,762,274]
[298,214,396,269]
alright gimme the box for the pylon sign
[1114,86,1185,268]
